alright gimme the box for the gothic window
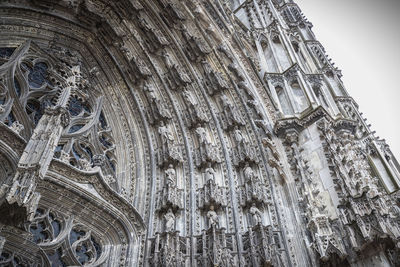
[4,112,16,127]
[275,85,292,115]
[69,226,102,265]
[24,62,49,88]
[99,111,107,129]
[290,81,309,112]
[29,208,62,244]
[0,251,29,267]
[0,43,58,137]
[26,99,44,125]
[27,208,104,266]
[325,71,344,96]
[68,96,91,117]
[272,35,291,70]
[0,154,14,187]
[68,124,84,133]
[47,249,67,267]
[261,39,278,73]
[292,41,311,72]
[13,79,21,97]
[312,85,329,109]
[0,47,15,62]
[369,155,398,193]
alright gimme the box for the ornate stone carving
[157,122,183,167]
[156,165,183,212]
[137,14,169,52]
[144,82,172,125]
[202,61,230,96]
[1,1,400,266]
[181,89,208,128]
[180,24,211,62]
[162,51,192,91]
[239,165,269,207]
[231,127,258,166]
[197,167,227,211]
[219,94,245,131]
[194,126,221,167]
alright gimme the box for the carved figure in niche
[182,89,207,127]
[249,203,263,226]
[138,16,152,33]
[164,208,175,232]
[158,122,174,151]
[162,50,175,69]
[207,205,219,228]
[182,89,197,108]
[165,164,176,187]
[220,94,243,129]
[157,121,182,166]
[162,50,191,90]
[244,165,255,182]
[205,165,216,182]
[180,24,210,62]
[233,126,249,156]
[195,126,220,166]
[202,61,229,95]
[144,83,171,124]
[196,126,211,147]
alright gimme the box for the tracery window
[0,41,117,182]
[0,251,31,267]
[261,39,279,73]
[275,85,292,115]
[27,208,104,266]
[271,35,291,71]
[290,81,309,112]
[0,44,57,137]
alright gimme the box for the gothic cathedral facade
[0,0,399,266]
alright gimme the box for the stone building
[0,0,399,266]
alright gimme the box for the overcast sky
[297,0,400,159]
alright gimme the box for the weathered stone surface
[0,0,399,266]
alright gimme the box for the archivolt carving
[1,0,400,266]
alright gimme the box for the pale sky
[297,0,400,159]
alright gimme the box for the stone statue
[220,94,243,128]
[233,127,249,156]
[158,122,174,147]
[165,164,176,187]
[164,208,175,232]
[196,126,211,146]
[244,165,255,182]
[249,204,263,226]
[207,205,219,228]
[205,165,216,182]
[182,89,197,107]
[162,50,174,69]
